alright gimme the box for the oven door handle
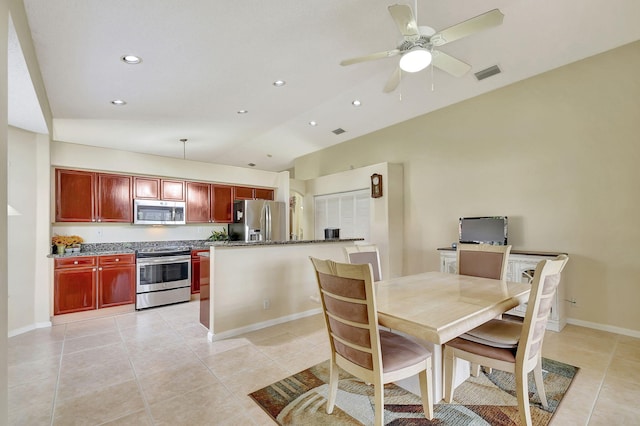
[137,255,190,265]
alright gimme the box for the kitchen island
[201,239,363,341]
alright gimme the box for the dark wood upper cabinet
[56,169,131,223]
[211,185,233,223]
[133,177,160,199]
[161,180,185,201]
[234,186,274,201]
[186,181,211,223]
[134,177,184,201]
[56,169,96,222]
[96,174,132,222]
[57,168,274,224]
[254,188,274,200]
[234,186,254,200]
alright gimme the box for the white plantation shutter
[314,189,370,240]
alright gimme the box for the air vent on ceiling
[332,128,346,135]
[474,65,501,81]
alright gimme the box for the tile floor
[7,300,640,425]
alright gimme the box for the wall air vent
[474,65,501,81]
[332,128,346,135]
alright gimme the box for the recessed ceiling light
[121,55,142,64]
[237,109,248,114]
[248,163,256,167]
[111,99,127,106]
[267,154,273,158]
[309,121,317,126]
[352,100,362,107]
[272,80,286,87]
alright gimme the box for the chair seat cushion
[462,319,521,348]
[446,337,516,363]
[380,330,431,373]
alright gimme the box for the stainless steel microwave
[134,199,186,225]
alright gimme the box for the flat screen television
[459,216,508,245]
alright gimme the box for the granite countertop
[205,238,364,248]
[49,238,364,258]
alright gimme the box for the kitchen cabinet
[54,256,98,314]
[438,248,567,331]
[134,177,185,201]
[234,186,275,201]
[190,249,209,294]
[254,188,274,200]
[234,186,255,200]
[186,182,234,223]
[54,253,135,315]
[186,181,211,223]
[98,254,136,308]
[211,185,233,223]
[56,169,132,223]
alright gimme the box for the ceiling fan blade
[388,4,419,40]
[340,49,400,66]
[383,67,402,93]
[431,51,471,77]
[430,9,504,47]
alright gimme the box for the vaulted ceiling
[9,0,640,171]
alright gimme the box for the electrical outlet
[263,299,270,310]
[565,298,577,306]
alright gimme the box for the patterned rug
[249,358,578,425]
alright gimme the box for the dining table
[375,271,531,401]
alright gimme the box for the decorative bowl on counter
[64,248,73,254]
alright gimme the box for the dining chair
[456,243,512,280]
[344,244,382,281]
[443,254,569,426]
[456,243,512,374]
[309,257,434,426]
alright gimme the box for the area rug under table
[249,358,578,425]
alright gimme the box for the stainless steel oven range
[136,247,191,309]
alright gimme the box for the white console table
[438,248,567,332]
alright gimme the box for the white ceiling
[9,0,640,171]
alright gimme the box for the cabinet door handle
[92,218,96,222]
[93,268,97,272]
[115,258,119,262]
[98,267,103,271]
[74,261,79,265]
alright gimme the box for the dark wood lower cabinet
[98,254,136,308]
[54,254,135,315]
[54,267,97,315]
[191,250,208,294]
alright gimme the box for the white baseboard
[8,320,52,338]
[207,308,322,342]
[566,318,640,339]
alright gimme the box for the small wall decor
[370,173,383,198]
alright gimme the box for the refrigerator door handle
[265,204,271,240]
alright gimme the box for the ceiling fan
[340,4,504,92]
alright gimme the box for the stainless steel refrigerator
[228,200,286,242]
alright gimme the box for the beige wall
[294,41,640,334]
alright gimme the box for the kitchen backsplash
[51,224,228,244]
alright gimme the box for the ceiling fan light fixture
[399,48,432,73]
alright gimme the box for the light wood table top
[376,271,531,345]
